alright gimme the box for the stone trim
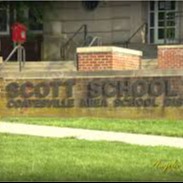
[77,46,142,56]
[158,45,183,49]
[1,69,183,79]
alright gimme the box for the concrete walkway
[1,122,183,149]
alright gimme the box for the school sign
[0,46,183,119]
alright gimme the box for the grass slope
[0,133,183,181]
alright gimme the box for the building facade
[43,0,183,61]
[0,1,183,61]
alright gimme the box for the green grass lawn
[2,117,183,137]
[0,133,183,181]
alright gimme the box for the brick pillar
[158,45,183,69]
[77,46,142,71]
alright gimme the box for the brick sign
[4,78,183,109]
[0,74,183,119]
[1,45,183,119]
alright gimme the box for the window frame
[0,5,43,36]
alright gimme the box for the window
[82,1,99,11]
[0,2,43,35]
[0,3,9,34]
[148,1,177,44]
[16,3,43,33]
[150,1,155,11]
[28,8,43,32]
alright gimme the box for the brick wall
[77,47,142,71]
[158,45,183,69]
